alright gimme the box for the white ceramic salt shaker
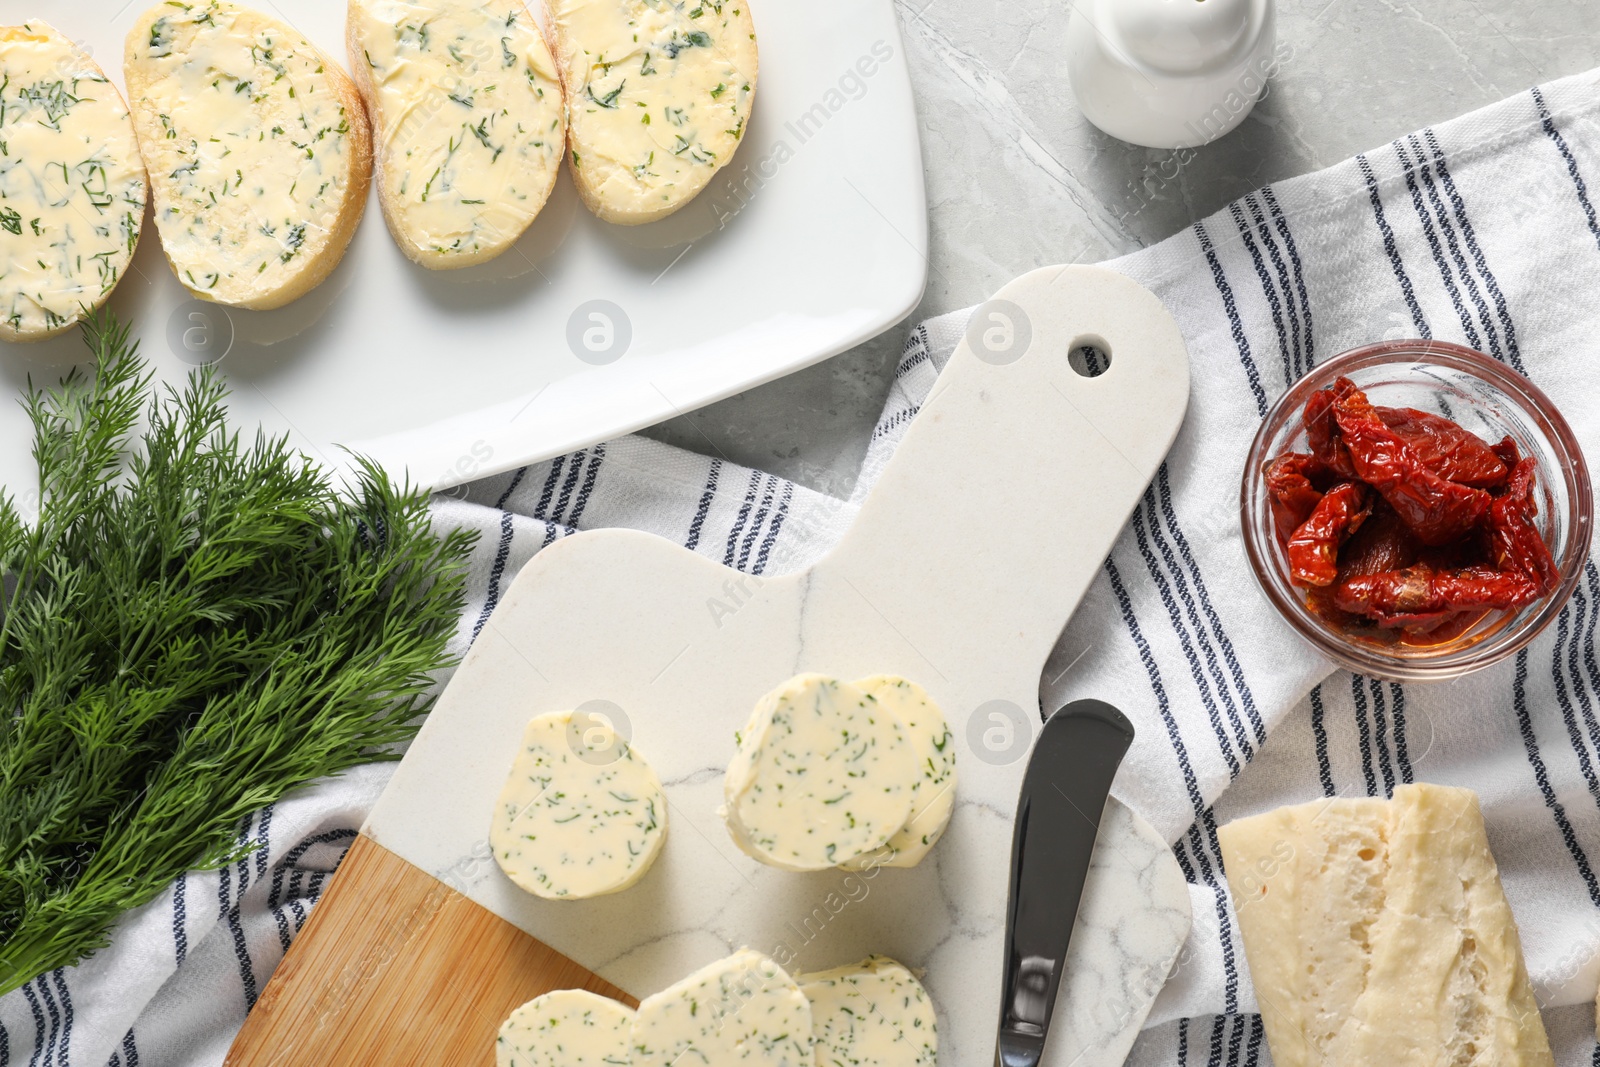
[1066,0,1278,149]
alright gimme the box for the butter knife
[995,699,1135,1067]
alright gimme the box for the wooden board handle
[225,834,631,1067]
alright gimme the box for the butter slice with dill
[798,956,938,1067]
[631,949,812,1067]
[723,674,916,872]
[497,989,633,1067]
[491,709,668,900]
[845,676,956,870]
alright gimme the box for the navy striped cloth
[5,64,1600,1067]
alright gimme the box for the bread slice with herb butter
[347,0,567,269]
[124,1,372,310]
[0,22,147,342]
[552,0,757,225]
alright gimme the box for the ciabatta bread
[1220,784,1554,1067]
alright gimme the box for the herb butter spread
[723,674,916,872]
[124,1,371,309]
[844,676,956,870]
[0,23,146,342]
[798,956,939,1067]
[350,0,565,268]
[552,0,757,224]
[490,709,668,900]
[631,949,812,1067]
[496,989,634,1067]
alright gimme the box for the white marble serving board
[365,265,1193,1065]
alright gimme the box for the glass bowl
[1240,340,1593,681]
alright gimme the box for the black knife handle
[995,699,1135,1067]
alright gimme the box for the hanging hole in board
[1068,336,1112,378]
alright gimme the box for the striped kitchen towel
[5,63,1600,1067]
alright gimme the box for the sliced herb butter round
[491,709,668,900]
[723,674,917,872]
[0,22,147,342]
[844,676,956,870]
[124,1,373,310]
[631,949,812,1067]
[348,0,567,269]
[798,956,938,1067]
[496,988,634,1067]
[552,0,758,225]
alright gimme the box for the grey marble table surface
[641,0,1600,499]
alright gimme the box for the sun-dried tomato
[1492,436,1522,469]
[1333,564,1542,625]
[1332,386,1491,546]
[1336,502,1423,578]
[1376,407,1510,488]
[1266,453,1325,543]
[1287,483,1372,587]
[1265,376,1560,642]
[1303,381,1358,479]
[1487,457,1559,594]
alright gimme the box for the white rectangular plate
[0,0,926,501]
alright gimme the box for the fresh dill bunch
[0,312,477,995]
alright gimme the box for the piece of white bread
[0,23,147,342]
[551,0,757,225]
[347,0,567,269]
[1219,783,1553,1067]
[124,1,372,310]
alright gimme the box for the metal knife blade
[995,699,1136,1067]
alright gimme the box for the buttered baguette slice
[0,23,147,342]
[348,0,567,269]
[125,1,372,310]
[553,0,757,225]
[1219,783,1553,1067]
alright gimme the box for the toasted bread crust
[552,0,759,226]
[124,2,372,311]
[347,0,566,270]
[0,22,147,342]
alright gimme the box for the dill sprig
[0,313,476,995]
